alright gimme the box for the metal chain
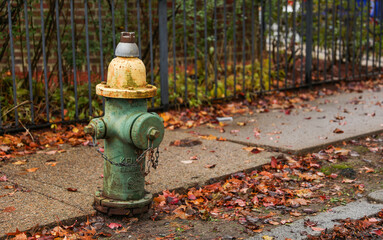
[91,134,159,175]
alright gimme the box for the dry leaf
[333,128,344,134]
[12,160,27,165]
[204,164,216,169]
[3,206,16,212]
[26,168,38,173]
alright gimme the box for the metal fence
[1,0,382,133]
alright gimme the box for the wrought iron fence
[1,0,382,133]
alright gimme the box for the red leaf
[271,157,278,168]
[251,195,259,205]
[3,206,16,213]
[108,223,122,229]
[0,175,7,182]
[67,188,78,192]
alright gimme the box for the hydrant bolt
[148,128,160,140]
[84,125,94,135]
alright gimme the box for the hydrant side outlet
[86,32,164,216]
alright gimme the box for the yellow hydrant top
[96,32,157,99]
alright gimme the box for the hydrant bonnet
[96,32,157,99]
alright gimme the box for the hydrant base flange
[94,190,152,216]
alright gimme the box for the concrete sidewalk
[0,89,382,236]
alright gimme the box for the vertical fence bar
[193,0,198,101]
[137,0,142,58]
[204,0,208,96]
[98,0,105,112]
[301,0,306,85]
[7,0,18,126]
[149,0,154,106]
[372,3,376,69]
[24,0,35,124]
[124,0,128,31]
[267,0,272,90]
[111,0,116,53]
[182,0,188,101]
[305,0,313,85]
[345,0,350,79]
[172,0,177,97]
[291,0,297,86]
[224,0,228,97]
[55,0,64,121]
[352,0,357,79]
[284,0,288,88]
[159,0,169,109]
[365,0,370,76]
[338,0,343,80]
[260,0,264,91]
[250,0,255,90]
[379,0,383,73]
[276,0,281,89]
[40,0,49,122]
[359,1,364,78]
[233,0,237,96]
[242,0,246,91]
[331,0,335,82]
[70,0,78,120]
[323,0,328,81]
[214,0,218,98]
[84,0,92,117]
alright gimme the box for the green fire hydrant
[84,32,164,216]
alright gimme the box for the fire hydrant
[84,32,164,216]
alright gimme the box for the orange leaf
[26,168,38,173]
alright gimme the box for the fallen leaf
[199,135,217,140]
[67,188,78,192]
[12,160,28,165]
[3,206,16,213]
[311,226,325,231]
[262,235,273,240]
[45,162,57,167]
[270,157,278,168]
[108,223,122,229]
[181,160,193,164]
[333,128,344,134]
[0,175,8,182]
[287,198,309,207]
[45,150,57,155]
[204,164,216,169]
[26,168,38,173]
[189,155,198,160]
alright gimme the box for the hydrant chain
[92,135,159,173]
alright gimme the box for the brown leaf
[333,128,344,134]
[287,198,309,207]
[12,160,27,165]
[67,188,78,192]
[26,168,38,173]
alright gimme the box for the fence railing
[1,0,382,133]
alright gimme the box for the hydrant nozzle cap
[120,32,135,43]
[115,32,139,57]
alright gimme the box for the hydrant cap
[115,32,139,57]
